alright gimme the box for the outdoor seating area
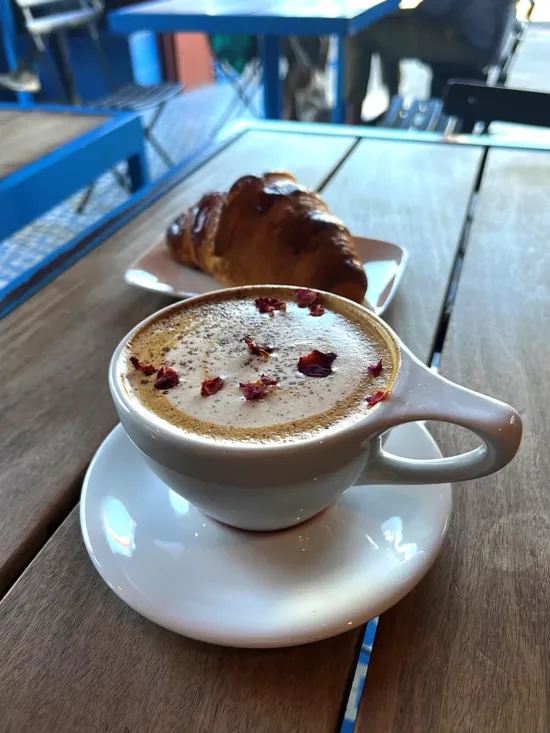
[1,3,550,732]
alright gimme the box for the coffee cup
[109,286,522,531]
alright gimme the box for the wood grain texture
[321,139,482,361]
[356,148,550,732]
[0,110,25,130]
[0,111,107,180]
[0,510,361,733]
[0,129,355,594]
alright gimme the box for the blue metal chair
[207,35,261,138]
[10,0,104,102]
[8,0,181,162]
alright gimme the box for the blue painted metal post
[332,34,346,124]
[127,144,150,192]
[261,35,282,119]
[0,0,32,106]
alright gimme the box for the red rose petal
[309,303,326,317]
[297,350,337,378]
[260,374,278,386]
[296,289,317,307]
[239,381,268,400]
[243,335,273,359]
[154,366,179,390]
[254,297,287,314]
[367,359,383,378]
[130,356,157,376]
[239,375,279,400]
[200,376,224,397]
[295,289,326,316]
[366,390,388,408]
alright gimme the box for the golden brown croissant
[166,172,367,303]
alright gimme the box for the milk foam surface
[122,288,397,443]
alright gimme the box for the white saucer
[80,423,451,648]
[124,236,408,317]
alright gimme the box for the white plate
[125,236,408,316]
[80,423,451,648]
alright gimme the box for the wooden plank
[0,111,107,180]
[0,109,25,130]
[0,509,361,733]
[321,139,482,362]
[0,129,355,594]
[356,148,550,732]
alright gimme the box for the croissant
[166,172,367,303]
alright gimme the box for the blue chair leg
[261,34,282,119]
[127,144,150,193]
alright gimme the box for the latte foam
[121,287,398,443]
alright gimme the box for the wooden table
[0,121,548,733]
[0,104,149,244]
[108,0,399,121]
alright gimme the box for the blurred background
[1,0,549,298]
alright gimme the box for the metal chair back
[13,0,103,49]
[443,81,550,128]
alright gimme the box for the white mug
[109,287,522,531]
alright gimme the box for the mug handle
[363,350,523,485]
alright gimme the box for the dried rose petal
[154,366,179,390]
[296,289,317,308]
[296,288,326,316]
[200,376,223,397]
[297,350,337,378]
[239,375,278,400]
[260,374,278,386]
[309,303,326,317]
[239,381,269,400]
[367,359,383,378]
[366,390,388,408]
[254,297,287,314]
[130,356,157,376]
[243,335,273,359]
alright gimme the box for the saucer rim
[80,422,451,648]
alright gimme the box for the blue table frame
[108,0,400,122]
[0,103,149,243]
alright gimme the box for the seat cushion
[92,83,183,112]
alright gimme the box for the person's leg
[363,12,481,65]
[344,31,373,124]
[281,37,301,120]
[380,58,400,98]
[344,13,414,123]
[345,12,483,118]
[283,37,328,121]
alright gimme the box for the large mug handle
[363,349,523,485]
